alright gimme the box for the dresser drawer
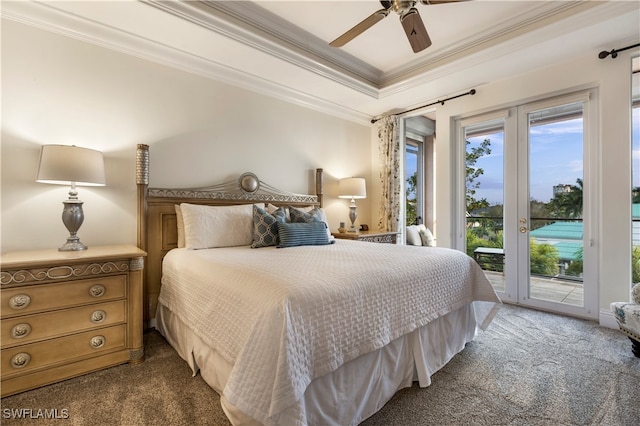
[1,300,126,349]
[1,275,126,318]
[1,324,126,378]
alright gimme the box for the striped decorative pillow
[289,206,335,243]
[276,221,330,248]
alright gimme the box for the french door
[458,90,598,319]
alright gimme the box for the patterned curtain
[377,116,401,232]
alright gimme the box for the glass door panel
[525,102,584,307]
[464,121,506,294]
[517,91,597,319]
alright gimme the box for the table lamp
[36,145,106,251]
[338,177,366,233]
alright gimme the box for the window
[632,57,639,284]
[404,115,435,231]
[405,138,423,226]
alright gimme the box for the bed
[135,144,501,425]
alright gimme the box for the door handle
[519,217,528,233]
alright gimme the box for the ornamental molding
[148,188,318,205]
[148,172,319,205]
[1,261,129,286]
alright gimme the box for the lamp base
[59,237,87,251]
[59,198,87,251]
[348,203,357,233]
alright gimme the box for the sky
[406,106,640,206]
[468,118,584,205]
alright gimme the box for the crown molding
[3,0,636,126]
[196,0,383,85]
[144,0,381,98]
[379,0,638,98]
[0,0,372,125]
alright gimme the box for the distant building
[553,184,574,196]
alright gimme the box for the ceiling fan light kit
[330,0,465,53]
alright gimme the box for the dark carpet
[2,304,638,425]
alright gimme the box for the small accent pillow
[289,206,335,242]
[405,225,422,246]
[289,206,322,223]
[251,205,286,248]
[180,203,263,249]
[266,203,291,221]
[417,224,436,247]
[266,204,317,222]
[277,221,330,248]
[175,204,185,248]
[632,282,640,304]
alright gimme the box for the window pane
[465,127,505,292]
[406,142,419,226]
[633,62,639,284]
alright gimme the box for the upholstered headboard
[135,144,324,325]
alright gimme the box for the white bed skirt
[156,301,481,426]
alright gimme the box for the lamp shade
[338,177,366,199]
[36,145,106,186]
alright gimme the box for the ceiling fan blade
[330,8,390,47]
[401,8,432,53]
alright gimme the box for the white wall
[431,51,635,315]
[0,20,372,253]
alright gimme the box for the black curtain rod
[371,89,476,124]
[598,42,640,59]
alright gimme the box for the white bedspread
[159,241,500,425]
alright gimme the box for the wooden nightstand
[0,244,146,397]
[332,230,399,244]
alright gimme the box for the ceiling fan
[330,0,467,53]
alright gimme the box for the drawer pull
[89,284,106,298]
[11,323,32,339]
[9,294,31,310]
[11,352,31,369]
[90,335,105,349]
[91,310,107,323]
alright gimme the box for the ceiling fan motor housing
[391,1,417,15]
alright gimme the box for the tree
[633,246,640,284]
[406,171,418,225]
[466,138,492,212]
[566,246,583,277]
[529,239,560,276]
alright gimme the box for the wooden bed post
[136,144,150,326]
[316,168,323,208]
[136,144,149,252]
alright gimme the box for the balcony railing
[466,216,584,281]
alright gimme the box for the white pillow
[417,224,436,247]
[405,225,422,246]
[175,205,185,248]
[180,203,264,249]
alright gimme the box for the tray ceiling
[2,0,639,124]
